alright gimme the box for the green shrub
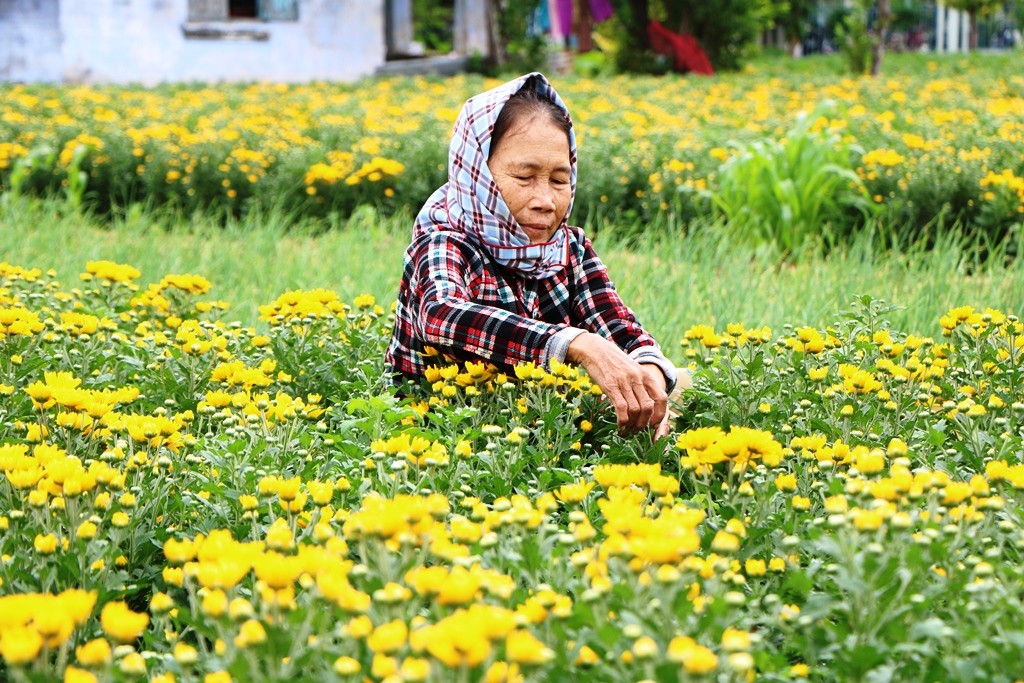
[710,103,877,253]
[834,0,873,75]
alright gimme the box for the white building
[0,0,491,84]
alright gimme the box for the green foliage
[3,243,1024,681]
[890,0,929,32]
[3,141,94,209]
[493,2,549,75]
[775,0,818,46]
[944,0,1003,17]
[64,145,91,210]
[5,199,1024,344]
[572,50,616,77]
[412,0,455,53]
[600,0,672,74]
[607,0,781,71]
[4,145,58,202]
[709,104,876,254]
[824,2,852,37]
[660,0,782,71]
[2,54,1023,250]
[834,0,873,74]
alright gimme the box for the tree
[776,0,818,56]
[598,0,664,73]
[608,0,781,71]
[945,0,1002,49]
[482,0,548,74]
[869,0,891,76]
[834,0,873,74]
[625,0,652,53]
[832,0,893,75]
[663,0,781,70]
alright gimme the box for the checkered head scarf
[413,72,577,279]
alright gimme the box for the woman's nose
[531,187,556,211]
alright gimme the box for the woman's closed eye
[512,175,567,186]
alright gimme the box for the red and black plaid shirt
[385,225,663,383]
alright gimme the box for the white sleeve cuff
[544,327,588,367]
[630,347,679,394]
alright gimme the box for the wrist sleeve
[544,327,588,368]
[630,347,679,394]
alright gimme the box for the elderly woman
[385,72,687,437]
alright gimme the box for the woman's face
[488,115,572,244]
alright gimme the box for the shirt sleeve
[415,233,568,370]
[630,346,680,394]
[571,236,658,353]
[570,235,679,392]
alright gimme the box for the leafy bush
[607,0,779,72]
[412,0,454,53]
[834,0,873,74]
[710,103,876,253]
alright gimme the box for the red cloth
[647,19,714,75]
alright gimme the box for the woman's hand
[567,332,668,435]
[640,364,672,440]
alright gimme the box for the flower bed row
[0,261,1023,681]
[1,54,1023,240]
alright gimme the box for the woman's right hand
[566,332,668,435]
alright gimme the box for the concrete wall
[0,0,63,82]
[1,0,387,84]
[453,0,488,57]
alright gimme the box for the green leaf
[927,422,948,447]
[864,664,896,683]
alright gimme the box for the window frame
[186,0,298,23]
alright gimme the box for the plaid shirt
[385,225,674,386]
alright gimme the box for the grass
[2,198,1022,348]
[603,220,1024,340]
[0,201,409,320]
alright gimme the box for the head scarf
[413,72,577,279]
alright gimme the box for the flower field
[1,54,1023,240]
[1,258,1023,683]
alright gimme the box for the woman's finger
[653,415,670,440]
[619,377,643,432]
[632,379,656,430]
[596,377,629,432]
[644,374,668,429]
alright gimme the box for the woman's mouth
[520,223,553,240]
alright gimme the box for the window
[187,0,298,22]
[258,0,299,20]
[229,0,258,19]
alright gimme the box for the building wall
[0,0,63,82]
[2,0,387,84]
